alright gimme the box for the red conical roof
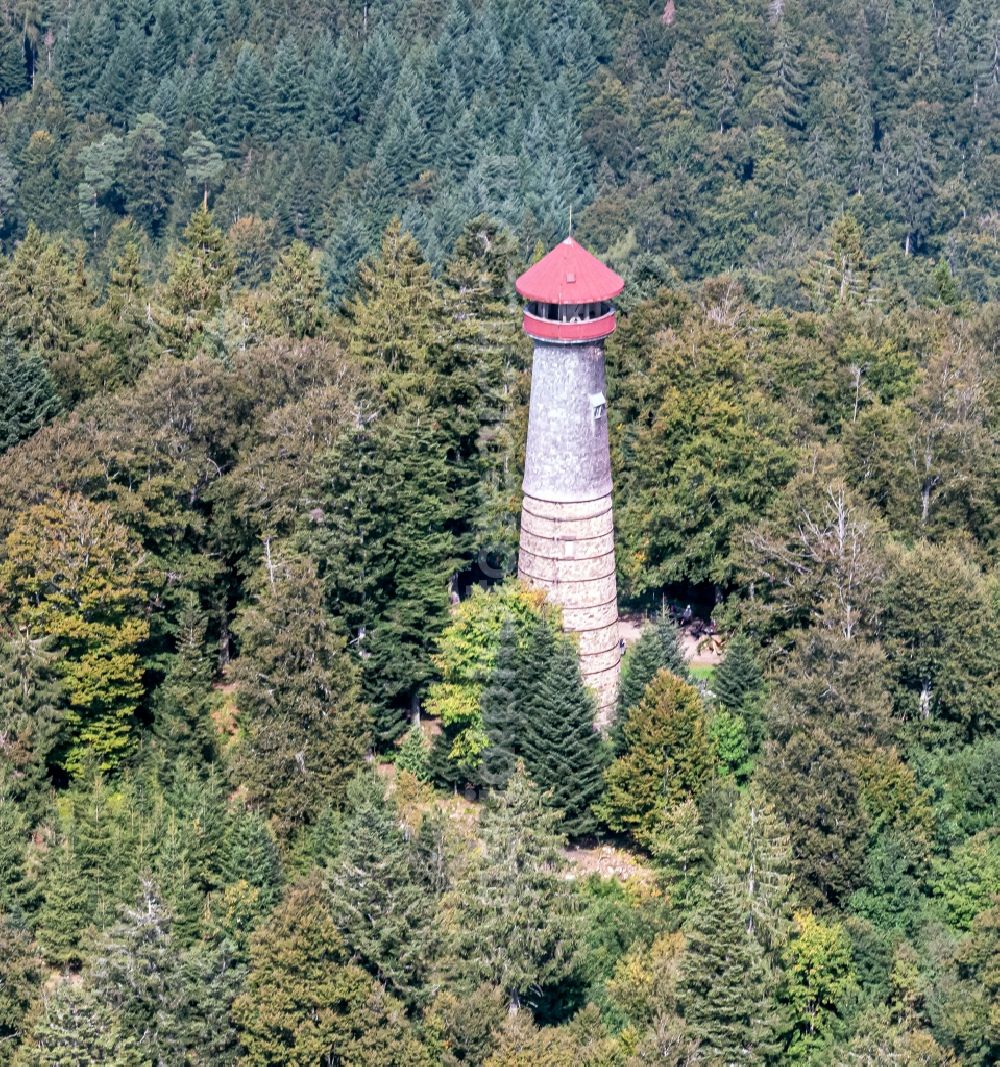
[516,237,624,305]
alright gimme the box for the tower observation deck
[515,238,624,725]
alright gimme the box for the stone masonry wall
[519,490,620,726]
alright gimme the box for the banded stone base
[518,492,621,727]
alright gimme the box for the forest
[0,0,998,1064]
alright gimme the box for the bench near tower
[515,238,624,726]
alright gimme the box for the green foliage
[452,764,579,1013]
[0,494,149,775]
[233,873,428,1066]
[0,916,42,1062]
[0,336,61,455]
[426,583,546,768]
[151,596,218,768]
[781,911,858,1060]
[708,709,750,782]
[394,727,431,783]
[881,540,1000,748]
[480,613,606,836]
[680,870,783,1064]
[222,811,282,918]
[931,831,1000,931]
[234,553,371,836]
[326,772,431,1004]
[17,978,142,1066]
[712,633,764,751]
[599,671,714,847]
[616,613,688,720]
[0,0,995,1055]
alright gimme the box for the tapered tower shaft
[515,238,623,725]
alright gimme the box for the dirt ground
[619,613,724,668]
[564,843,655,883]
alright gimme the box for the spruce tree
[162,207,233,342]
[650,798,705,914]
[0,774,34,924]
[599,670,714,847]
[713,634,765,752]
[326,772,431,1005]
[0,915,42,1061]
[0,629,62,819]
[84,880,237,1063]
[519,620,606,838]
[309,407,458,744]
[231,872,427,1065]
[121,114,170,237]
[151,596,218,768]
[0,335,61,455]
[266,241,329,339]
[680,870,782,1064]
[232,874,349,1065]
[714,635,763,712]
[715,782,795,952]
[616,611,689,721]
[234,553,371,834]
[18,979,141,1066]
[480,618,520,790]
[35,837,91,970]
[455,764,578,1013]
[86,882,188,1062]
[221,811,282,917]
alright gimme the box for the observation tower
[515,238,624,725]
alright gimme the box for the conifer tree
[650,798,705,913]
[221,811,282,917]
[266,241,328,339]
[310,407,458,744]
[153,814,205,947]
[233,872,429,1065]
[714,635,763,712]
[162,207,234,336]
[394,726,430,782]
[88,237,159,390]
[715,782,795,952]
[442,216,523,562]
[480,618,520,790]
[182,131,224,209]
[454,764,578,1013]
[0,774,34,924]
[161,760,227,896]
[68,774,145,934]
[121,114,170,237]
[35,837,91,970]
[234,552,371,833]
[617,612,689,722]
[680,870,782,1064]
[326,772,431,1005]
[0,629,62,818]
[152,596,218,768]
[599,671,714,847]
[713,634,765,752]
[0,915,43,1061]
[763,728,868,908]
[85,881,237,1063]
[232,873,349,1065]
[0,335,61,455]
[86,882,188,1062]
[18,979,141,1066]
[519,620,605,837]
[269,36,306,137]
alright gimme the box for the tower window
[589,392,607,420]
